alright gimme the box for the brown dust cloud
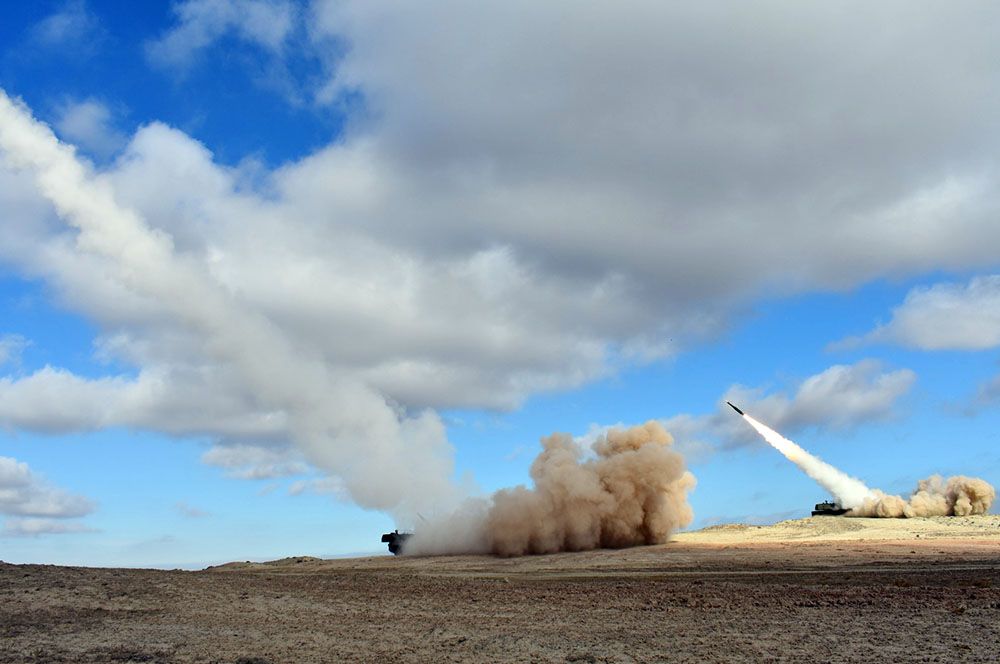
[405,421,696,556]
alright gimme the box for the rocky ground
[2,516,999,663]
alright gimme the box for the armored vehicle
[811,500,849,516]
[380,530,412,555]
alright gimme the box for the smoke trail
[741,414,874,509]
[739,411,995,517]
[406,421,696,556]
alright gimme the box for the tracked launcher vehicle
[381,530,412,555]
[811,500,850,516]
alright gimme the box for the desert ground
[2,515,999,663]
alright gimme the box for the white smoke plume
[742,414,874,508]
[739,411,995,517]
[406,421,696,556]
[0,89,462,524]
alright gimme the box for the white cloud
[147,0,296,70]
[0,366,287,439]
[849,275,1000,351]
[54,99,126,159]
[840,275,1000,411]
[0,334,28,367]
[201,443,307,480]
[0,456,95,520]
[662,361,916,453]
[735,360,917,433]
[29,0,103,50]
[2,517,97,537]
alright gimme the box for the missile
[726,401,745,416]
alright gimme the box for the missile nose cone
[726,401,745,416]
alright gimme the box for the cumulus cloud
[0,456,95,524]
[727,361,916,434]
[147,0,297,70]
[840,274,1000,411]
[54,99,126,159]
[848,275,1000,351]
[663,361,916,453]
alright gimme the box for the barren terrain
[3,516,999,663]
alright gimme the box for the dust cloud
[852,475,996,517]
[406,421,696,556]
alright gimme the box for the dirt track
[3,517,1000,663]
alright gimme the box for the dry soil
[2,515,999,663]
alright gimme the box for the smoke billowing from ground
[406,421,696,556]
[853,476,996,517]
[741,413,995,517]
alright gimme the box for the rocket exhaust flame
[730,404,996,517]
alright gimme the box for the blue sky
[1,1,999,567]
